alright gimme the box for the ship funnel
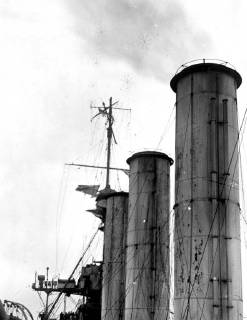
[100,191,129,320]
[124,151,173,320]
[171,60,243,320]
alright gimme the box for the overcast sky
[1,0,247,318]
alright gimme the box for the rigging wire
[239,143,247,258]
[156,103,176,149]
[99,107,186,316]
[62,110,108,275]
[100,93,194,320]
[198,111,247,320]
[46,225,101,320]
[239,133,247,228]
[56,100,172,318]
[92,132,106,188]
[51,296,64,319]
[182,106,247,320]
[56,165,70,274]
[36,291,45,309]
[58,119,105,276]
[103,232,173,320]
[101,181,177,320]
[60,233,75,274]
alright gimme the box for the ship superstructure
[32,59,244,320]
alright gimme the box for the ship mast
[105,97,114,189]
[90,97,120,189]
[31,98,130,320]
[68,97,130,191]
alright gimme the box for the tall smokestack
[100,191,129,320]
[124,151,173,320]
[171,61,243,319]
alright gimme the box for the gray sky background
[1,0,247,318]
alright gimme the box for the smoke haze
[64,0,211,81]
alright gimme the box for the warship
[4,59,246,320]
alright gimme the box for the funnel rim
[127,151,174,165]
[170,61,242,92]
